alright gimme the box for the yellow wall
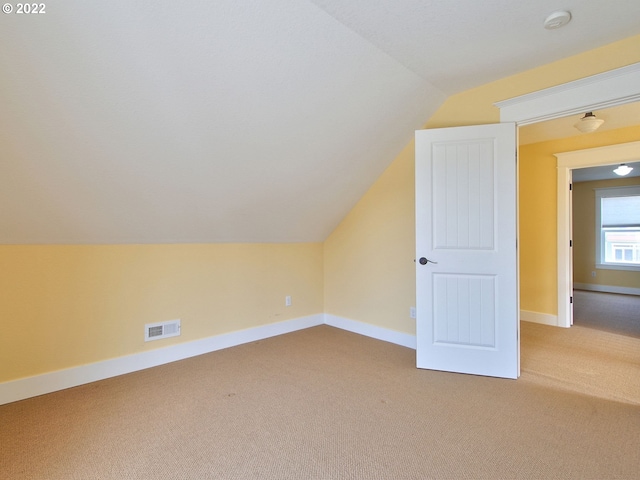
[324,141,416,333]
[0,243,323,383]
[519,126,640,315]
[573,177,640,289]
[518,141,558,315]
[324,34,640,333]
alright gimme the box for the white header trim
[496,62,640,125]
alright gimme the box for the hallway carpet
[573,289,640,338]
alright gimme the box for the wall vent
[145,319,181,342]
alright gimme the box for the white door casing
[556,141,640,326]
[496,62,640,329]
[415,123,519,379]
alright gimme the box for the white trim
[556,141,640,168]
[520,310,561,327]
[495,62,640,125]
[324,314,417,349]
[555,141,640,328]
[596,263,640,272]
[574,283,640,296]
[0,314,324,406]
[557,166,573,328]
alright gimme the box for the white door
[415,123,519,379]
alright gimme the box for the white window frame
[595,185,640,272]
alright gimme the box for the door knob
[419,257,437,265]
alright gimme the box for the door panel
[415,123,519,379]
[433,274,495,347]
[432,140,495,250]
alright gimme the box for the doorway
[555,142,640,326]
[570,161,640,336]
[495,62,640,328]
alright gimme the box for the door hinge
[569,183,573,191]
[570,240,572,247]
[570,296,573,304]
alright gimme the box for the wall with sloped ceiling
[3,34,640,390]
[324,34,640,333]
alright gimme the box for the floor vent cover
[145,319,181,342]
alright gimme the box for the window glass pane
[603,229,640,264]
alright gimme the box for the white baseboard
[7,308,591,405]
[574,283,640,296]
[324,314,417,350]
[1,313,423,406]
[520,310,561,327]
[0,314,324,406]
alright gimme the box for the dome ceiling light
[574,112,605,133]
[613,164,634,176]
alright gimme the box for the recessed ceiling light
[544,10,572,29]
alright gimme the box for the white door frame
[495,62,640,328]
[555,141,640,325]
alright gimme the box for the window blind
[601,196,640,228]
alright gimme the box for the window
[595,186,640,271]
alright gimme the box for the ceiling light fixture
[613,164,633,176]
[574,112,604,133]
[544,10,572,29]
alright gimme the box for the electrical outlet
[410,307,416,319]
[285,295,292,307]
[591,271,596,277]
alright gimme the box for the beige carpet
[573,289,640,338]
[521,321,640,405]
[1,324,639,479]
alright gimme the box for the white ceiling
[2,1,640,244]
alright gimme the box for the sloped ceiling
[2,1,640,244]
